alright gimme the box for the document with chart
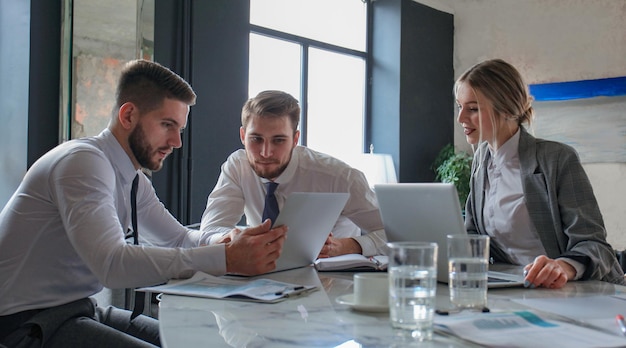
[434,310,626,347]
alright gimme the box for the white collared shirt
[483,129,547,265]
[0,129,225,315]
[200,146,387,256]
[483,129,584,278]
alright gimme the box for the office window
[307,48,365,157]
[248,34,301,108]
[249,0,368,162]
[250,0,366,51]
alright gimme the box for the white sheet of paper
[434,310,626,347]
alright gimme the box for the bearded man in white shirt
[200,90,386,258]
[0,60,287,347]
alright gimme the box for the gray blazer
[465,127,625,284]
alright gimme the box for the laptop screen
[375,183,465,283]
[375,183,523,287]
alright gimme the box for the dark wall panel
[28,0,61,167]
[399,0,454,182]
[371,0,453,183]
[153,0,188,222]
[189,0,249,223]
[153,0,248,224]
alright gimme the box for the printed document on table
[434,310,626,347]
[511,295,626,336]
[139,271,317,303]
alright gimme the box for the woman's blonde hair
[455,59,534,127]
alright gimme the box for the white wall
[418,0,626,249]
[0,0,30,209]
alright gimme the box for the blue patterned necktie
[262,182,279,226]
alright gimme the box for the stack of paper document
[314,254,388,271]
[434,310,626,347]
[139,272,317,303]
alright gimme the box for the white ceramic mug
[353,272,389,307]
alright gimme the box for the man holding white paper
[0,61,287,347]
[200,90,386,258]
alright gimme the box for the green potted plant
[432,144,473,210]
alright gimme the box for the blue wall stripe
[529,76,626,101]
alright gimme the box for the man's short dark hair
[115,59,197,114]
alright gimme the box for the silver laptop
[270,192,350,273]
[374,183,523,288]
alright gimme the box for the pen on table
[435,307,490,315]
[616,314,626,336]
[275,286,305,296]
[369,256,382,269]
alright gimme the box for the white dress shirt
[484,129,547,265]
[200,146,387,256]
[0,129,225,316]
[484,129,583,277]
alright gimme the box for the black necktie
[129,174,144,320]
[262,182,279,226]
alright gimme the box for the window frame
[248,1,371,151]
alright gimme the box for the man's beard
[248,149,292,180]
[129,123,166,171]
[251,161,289,180]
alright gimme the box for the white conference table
[157,265,626,347]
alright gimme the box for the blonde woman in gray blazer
[456,59,625,289]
